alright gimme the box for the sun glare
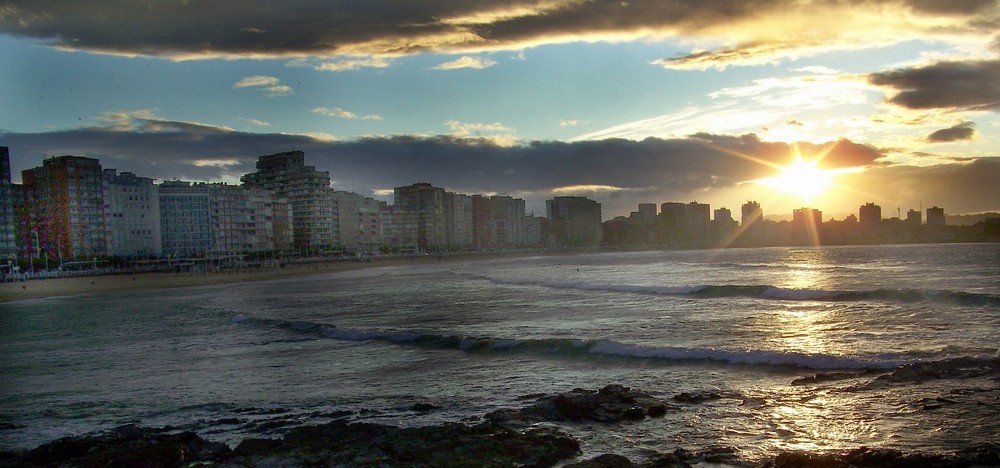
[760,158,833,202]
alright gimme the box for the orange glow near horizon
[750,143,866,206]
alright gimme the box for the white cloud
[237,117,271,127]
[308,56,393,72]
[233,75,293,96]
[434,56,497,70]
[559,119,583,127]
[312,107,383,121]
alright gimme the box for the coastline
[0,255,478,303]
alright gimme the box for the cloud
[559,119,583,127]
[0,0,995,69]
[233,75,293,96]
[312,107,383,121]
[307,56,394,72]
[926,121,977,142]
[434,56,497,70]
[237,118,271,127]
[869,59,1000,111]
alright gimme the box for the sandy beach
[0,256,462,303]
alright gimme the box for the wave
[468,275,1000,307]
[233,316,940,371]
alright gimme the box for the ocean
[2,243,999,463]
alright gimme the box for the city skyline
[2,1,1000,220]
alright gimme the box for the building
[241,151,334,252]
[658,202,687,245]
[443,191,473,251]
[523,215,546,247]
[906,209,922,229]
[712,207,738,241]
[208,184,283,255]
[158,181,212,258]
[0,147,14,259]
[394,183,447,252]
[21,156,107,261]
[926,206,945,226]
[330,190,385,253]
[859,202,881,229]
[546,196,602,247]
[685,201,711,244]
[488,195,526,249]
[103,169,161,257]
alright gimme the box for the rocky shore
[2,385,998,467]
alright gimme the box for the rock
[411,402,440,412]
[16,425,231,467]
[490,384,673,425]
[672,390,722,404]
[565,453,637,467]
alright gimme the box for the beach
[0,256,461,303]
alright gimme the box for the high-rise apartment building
[394,183,447,251]
[926,206,945,226]
[330,190,386,253]
[21,156,107,260]
[159,181,290,257]
[859,202,881,228]
[489,195,526,248]
[158,181,212,257]
[546,196,602,247]
[241,151,334,251]
[0,147,15,259]
[443,191,473,251]
[104,169,161,257]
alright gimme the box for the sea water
[1,243,998,462]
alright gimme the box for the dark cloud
[1,119,886,216]
[0,0,994,62]
[869,60,1000,111]
[926,122,977,143]
[846,158,1000,214]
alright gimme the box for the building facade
[546,196,602,247]
[241,151,334,252]
[0,147,14,259]
[21,156,108,261]
[104,169,161,257]
[158,181,212,258]
[393,183,447,252]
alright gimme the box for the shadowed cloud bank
[4,119,999,217]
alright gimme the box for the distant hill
[947,212,1000,226]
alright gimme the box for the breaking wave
[468,276,1000,307]
[232,316,970,371]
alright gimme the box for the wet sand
[0,256,464,303]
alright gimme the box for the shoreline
[0,254,491,303]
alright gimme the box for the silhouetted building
[859,202,881,227]
[712,207,738,241]
[658,202,687,245]
[926,206,945,226]
[792,207,823,244]
[547,196,601,247]
[906,209,922,227]
[740,200,764,244]
[241,151,334,252]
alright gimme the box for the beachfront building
[393,183,447,252]
[546,196,602,247]
[330,190,386,253]
[740,201,764,245]
[21,156,108,261]
[443,191,474,251]
[103,169,161,257]
[158,181,212,258]
[241,151,334,253]
[159,181,291,258]
[488,195,526,249]
[0,147,15,259]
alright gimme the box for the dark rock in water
[672,390,722,404]
[791,371,867,386]
[411,402,440,412]
[489,384,674,424]
[565,453,637,467]
[229,419,580,466]
[13,425,230,467]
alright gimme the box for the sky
[1,0,999,221]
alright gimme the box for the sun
[757,158,834,202]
